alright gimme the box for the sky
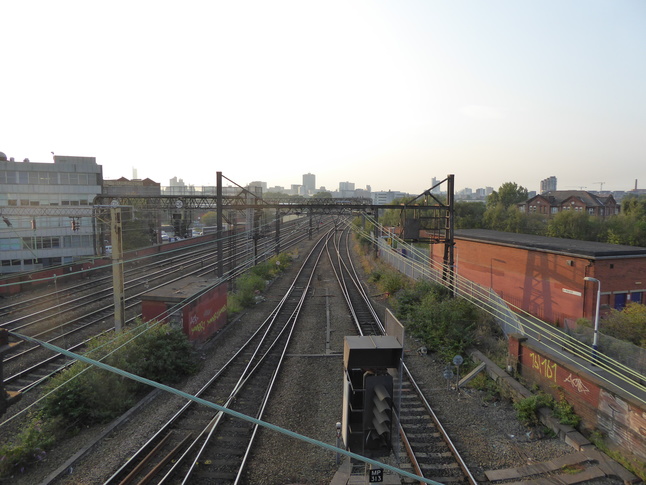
[1,1,645,195]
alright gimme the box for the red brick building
[518,190,619,218]
[431,229,646,326]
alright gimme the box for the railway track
[329,223,477,484]
[3,218,478,484]
[104,229,333,484]
[1,217,315,404]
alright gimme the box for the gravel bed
[0,234,628,484]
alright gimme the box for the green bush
[400,285,480,360]
[1,324,199,478]
[121,325,199,383]
[514,393,554,427]
[467,373,501,403]
[227,252,293,313]
[513,392,580,428]
[39,325,198,426]
[380,271,406,295]
[552,394,581,427]
[0,416,61,476]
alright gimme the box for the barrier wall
[508,334,646,462]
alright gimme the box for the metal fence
[376,236,646,377]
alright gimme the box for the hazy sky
[1,1,644,195]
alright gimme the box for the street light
[584,276,601,360]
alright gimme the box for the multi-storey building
[0,153,103,274]
[540,176,557,193]
[372,190,408,205]
[302,173,316,195]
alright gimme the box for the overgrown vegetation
[597,302,646,347]
[380,183,646,247]
[513,392,580,428]
[0,324,199,477]
[227,252,293,313]
[351,225,644,478]
[589,430,646,481]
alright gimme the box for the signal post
[342,335,403,481]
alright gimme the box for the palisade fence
[375,236,646,377]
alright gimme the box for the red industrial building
[431,229,646,327]
[141,276,227,343]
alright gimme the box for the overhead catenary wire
[9,330,445,485]
[351,215,646,402]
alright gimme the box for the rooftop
[455,229,646,258]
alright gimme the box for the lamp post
[584,276,601,360]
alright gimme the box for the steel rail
[331,223,476,484]
[2,220,324,401]
[103,228,333,485]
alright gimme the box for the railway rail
[104,229,333,484]
[329,223,477,484]
[0,217,316,405]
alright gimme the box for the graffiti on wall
[529,352,557,382]
[564,373,590,394]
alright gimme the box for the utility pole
[111,207,125,331]
[216,171,223,278]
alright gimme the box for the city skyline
[1,1,644,195]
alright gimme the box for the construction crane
[594,182,605,191]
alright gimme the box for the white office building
[0,153,103,274]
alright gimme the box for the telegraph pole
[111,207,125,330]
[216,171,223,278]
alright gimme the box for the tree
[263,191,287,199]
[201,211,217,227]
[600,196,646,247]
[546,210,601,241]
[122,218,154,250]
[601,302,646,347]
[380,197,415,227]
[314,191,332,198]
[482,182,530,232]
[487,182,528,209]
[454,201,486,229]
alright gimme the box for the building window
[551,207,558,214]
[0,238,21,250]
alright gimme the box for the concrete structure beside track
[141,276,227,343]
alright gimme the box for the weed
[513,393,554,427]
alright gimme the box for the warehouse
[431,229,646,326]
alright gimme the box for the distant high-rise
[540,176,557,193]
[431,177,441,194]
[302,173,316,194]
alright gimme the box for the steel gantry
[92,172,455,285]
